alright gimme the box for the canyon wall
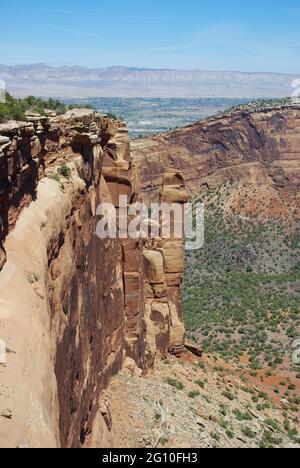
[0,109,186,447]
[131,106,300,197]
[1,104,299,448]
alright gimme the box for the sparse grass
[264,418,281,432]
[241,427,256,439]
[222,389,236,401]
[188,390,200,399]
[159,437,169,447]
[260,430,283,448]
[219,404,228,417]
[164,378,185,391]
[203,394,212,404]
[219,418,229,429]
[46,172,60,182]
[234,409,253,421]
[195,379,206,389]
[211,432,221,442]
[256,403,271,412]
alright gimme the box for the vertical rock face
[101,121,147,372]
[141,169,188,366]
[131,106,300,195]
[0,110,187,448]
[0,117,59,269]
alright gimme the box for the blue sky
[0,0,299,72]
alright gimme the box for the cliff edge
[0,109,186,447]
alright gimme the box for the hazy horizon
[1,63,298,99]
[0,0,299,74]
[1,63,300,75]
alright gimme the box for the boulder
[185,340,203,357]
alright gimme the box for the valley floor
[107,352,300,449]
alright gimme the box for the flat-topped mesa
[0,108,187,448]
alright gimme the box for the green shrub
[0,92,94,123]
[47,172,60,182]
[222,389,235,401]
[260,430,283,448]
[241,427,256,439]
[195,380,206,389]
[234,409,253,421]
[0,93,70,122]
[58,164,71,179]
[211,432,220,442]
[164,378,185,391]
[264,418,281,432]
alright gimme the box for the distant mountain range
[0,63,298,98]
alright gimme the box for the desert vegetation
[183,181,300,383]
[216,97,295,119]
[0,92,94,122]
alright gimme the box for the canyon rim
[0,100,299,448]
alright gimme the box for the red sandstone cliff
[0,109,186,447]
[131,106,300,195]
[0,105,299,448]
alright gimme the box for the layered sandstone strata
[141,169,188,366]
[0,116,58,268]
[0,109,186,447]
[131,106,300,195]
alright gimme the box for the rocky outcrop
[141,169,187,365]
[0,109,186,448]
[0,116,58,268]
